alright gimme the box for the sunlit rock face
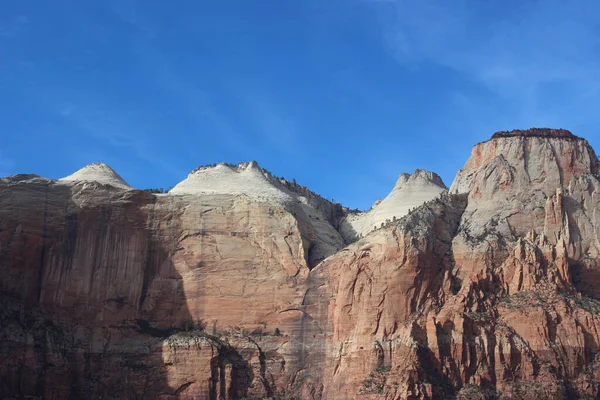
[305,129,600,399]
[3,128,600,399]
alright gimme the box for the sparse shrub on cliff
[166,329,224,349]
[502,290,600,315]
[274,327,281,336]
[143,188,164,194]
[502,379,564,400]
[499,291,554,312]
[568,294,600,314]
[191,162,238,174]
[491,128,577,140]
[181,318,206,332]
[455,384,487,400]
[143,187,173,194]
[358,365,391,395]
[250,323,274,337]
[464,311,492,323]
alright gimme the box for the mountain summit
[340,169,446,241]
[169,161,293,203]
[59,162,132,189]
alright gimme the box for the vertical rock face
[0,162,347,399]
[450,129,600,288]
[307,129,600,399]
[2,182,301,398]
[170,161,348,267]
[3,129,600,399]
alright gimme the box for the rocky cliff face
[2,129,600,399]
[0,161,340,400]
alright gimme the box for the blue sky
[2,0,600,209]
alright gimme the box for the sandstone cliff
[2,128,600,399]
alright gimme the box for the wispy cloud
[107,1,302,160]
[233,90,301,154]
[364,0,600,127]
[127,38,261,160]
[370,0,600,85]
[64,105,186,178]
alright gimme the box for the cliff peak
[340,169,446,241]
[170,160,292,203]
[452,128,598,198]
[59,162,132,189]
[395,169,446,189]
[491,128,579,140]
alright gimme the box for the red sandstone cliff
[2,129,600,399]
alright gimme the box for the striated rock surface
[303,128,600,399]
[0,171,316,399]
[3,129,600,399]
[170,161,347,267]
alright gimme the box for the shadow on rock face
[0,180,256,399]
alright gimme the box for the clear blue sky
[2,0,600,210]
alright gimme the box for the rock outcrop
[2,128,600,399]
[59,161,132,189]
[490,127,581,140]
[170,161,347,267]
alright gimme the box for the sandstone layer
[2,128,600,399]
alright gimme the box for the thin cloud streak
[370,0,600,87]
[130,39,260,160]
[57,103,186,179]
[233,89,301,155]
[365,0,600,127]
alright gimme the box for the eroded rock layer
[2,128,600,399]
